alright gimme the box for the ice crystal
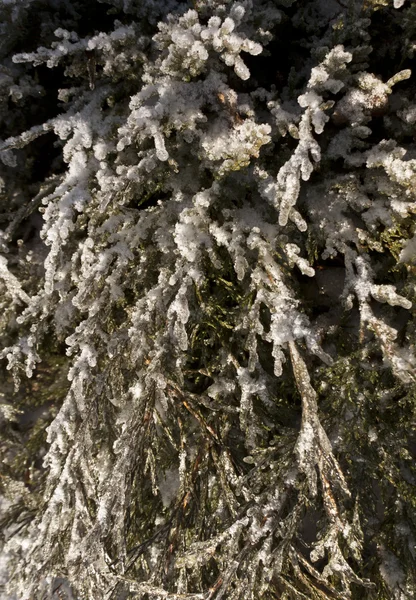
[0,1,415,599]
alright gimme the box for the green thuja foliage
[0,1,415,599]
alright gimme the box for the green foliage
[1,1,416,599]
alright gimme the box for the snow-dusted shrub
[0,1,415,599]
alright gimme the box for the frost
[0,256,30,304]
[400,234,416,263]
[285,243,315,276]
[201,119,271,176]
[1,1,415,600]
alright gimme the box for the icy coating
[0,1,415,599]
